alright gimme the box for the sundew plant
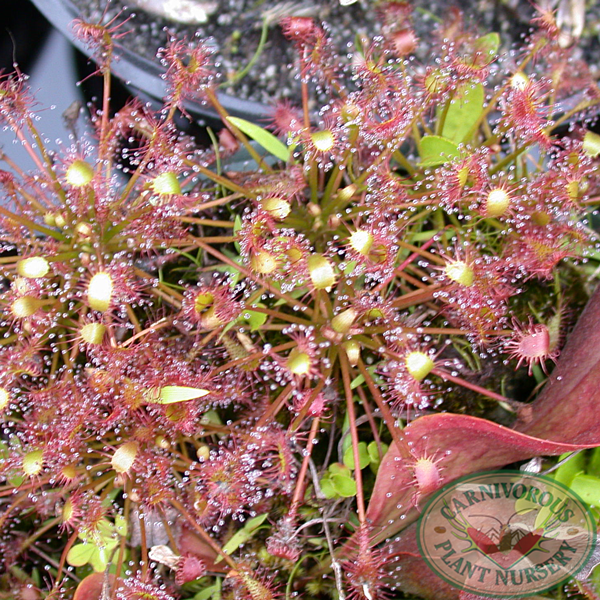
[1,3,600,600]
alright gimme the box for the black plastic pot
[29,0,272,124]
[1,1,51,72]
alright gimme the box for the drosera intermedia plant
[2,3,600,599]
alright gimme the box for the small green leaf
[212,264,242,287]
[115,515,127,537]
[531,503,552,529]
[554,451,586,486]
[346,512,361,532]
[570,474,600,507]
[194,585,220,600]
[89,547,110,573]
[146,386,210,404]
[226,116,290,162]
[583,131,600,158]
[589,447,600,477]
[350,374,364,390]
[95,518,115,543]
[342,411,351,455]
[343,260,358,276]
[67,543,96,567]
[243,513,269,531]
[331,473,357,497]
[367,441,388,465]
[343,441,370,470]
[419,135,461,167]
[233,214,243,254]
[351,365,378,390]
[306,537,327,548]
[200,409,223,426]
[454,33,499,73]
[441,83,484,143]
[367,441,389,475]
[410,229,439,242]
[105,487,122,505]
[8,475,24,487]
[216,513,268,563]
[328,462,352,477]
[240,304,267,331]
[320,477,338,499]
[473,32,500,60]
[367,441,380,463]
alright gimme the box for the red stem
[289,416,321,519]
[340,351,366,523]
[432,367,525,410]
[52,530,79,593]
[357,359,413,461]
[255,382,294,429]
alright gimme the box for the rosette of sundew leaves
[1,4,600,600]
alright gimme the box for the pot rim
[29,0,273,122]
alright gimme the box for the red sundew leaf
[419,135,461,167]
[367,286,600,545]
[383,522,460,600]
[360,287,600,599]
[366,414,591,545]
[177,526,227,574]
[514,284,600,444]
[73,573,123,600]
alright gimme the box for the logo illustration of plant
[443,495,570,571]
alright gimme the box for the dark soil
[71,0,381,106]
[70,0,600,108]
